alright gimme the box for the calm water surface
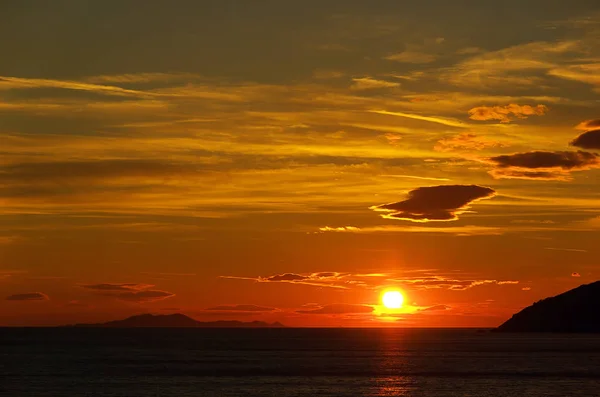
[1,328,600,396]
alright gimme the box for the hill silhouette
[68,313,285,328]
[496,281,600,333]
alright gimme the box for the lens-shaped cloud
[6,292,49,301]
[370,185,496,222]
[488,150,600,180]
[571,129,600,151]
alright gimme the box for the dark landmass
[496,281,600,333]
[66,313,285,328]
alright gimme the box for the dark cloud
[488,150,600,180]
[81,283,174,302]
[205,305,275,312]
[297,304,374,315]
[117,290,175,302]
[81,283,152,292]
[6,292,48,301]
[419,304,450,312]
[490,150,599,170]
[571,130,600,151]
[265,273,309,282]
[370,185,496,222]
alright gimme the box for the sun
[382,290,404,309]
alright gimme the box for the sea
[1,328,600,396]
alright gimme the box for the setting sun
[382,290,404,309]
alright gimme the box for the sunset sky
[1,1,600,327]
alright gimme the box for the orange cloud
[575,119,600,131]
[434,133,508,152]
[468,104,548,123]
[370,185,496,222]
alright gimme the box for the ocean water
[1,328,600,396]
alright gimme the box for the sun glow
[382,290,404,309]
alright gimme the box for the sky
[1,0,600,327]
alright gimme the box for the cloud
[350,77,400,90]
[6,292,49,301]
[319,225,503,236]
[370,110,468,128]
[205,305,275,312]
[0,235,22,245]
[0,160,206,184]
[443,40,579,89]
[385,51,437,64]
[575,120,600,131]
[419,304,450,312]
[297,304,374,315]
[117,290,175,302]
[81,283,153,292]
[84,72,202,84]
[468,104,548,123]
[548,63,600,90]
[571,130,600,151]
[221,272,387,290]
[0,75,153,98]
[222,270,518,292]
[434,133,508,152]
[266,273,309,282]
[221,272,355,289]
[389,277,519,291]
[370,185,496,222]
[572,272,581,277]
[488,150,600,180]
[81,283,174,302]
[544,247,588,253]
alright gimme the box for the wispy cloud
[297,304,374,315]
[221,270,518,292]
[205,305,275,312]
[0,76,154,98]
[544,247,588,253]
[350,77,400,90]
[370,110,469,128]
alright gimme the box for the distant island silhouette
[66,313,285,328]
[496,281,600,333]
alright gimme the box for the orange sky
[1,1,600,326]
